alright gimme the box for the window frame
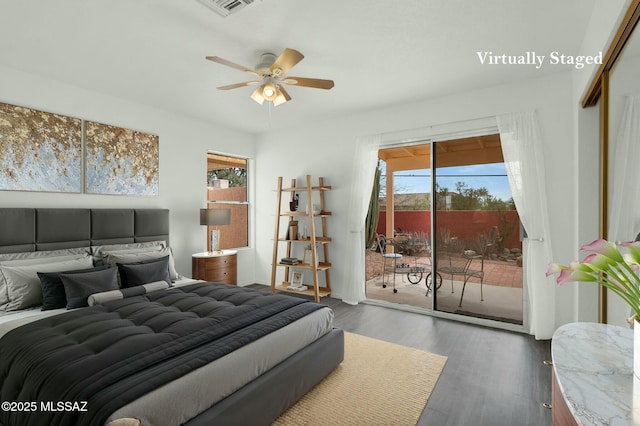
[206,152,250,250]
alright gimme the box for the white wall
[0,64,256,284]
[255,71,577,331]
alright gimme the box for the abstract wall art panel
[0,102,82,192]
[85,121,159,196]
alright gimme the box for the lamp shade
[250,86,265,104]
[200,208,231,226]
[262,82,277,101]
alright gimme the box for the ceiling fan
[206,48,334,106]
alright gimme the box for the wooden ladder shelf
[270,175,332,302]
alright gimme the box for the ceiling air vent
[197,0,256,17]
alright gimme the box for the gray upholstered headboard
[0,208,169,254]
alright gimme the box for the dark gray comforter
[0,283,324,426]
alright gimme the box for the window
[206,153,248,249]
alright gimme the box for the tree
[365,164,382,249]
[207,167,247,187]
[436,181,514,211]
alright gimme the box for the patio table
[382,238,434,292]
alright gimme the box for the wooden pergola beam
[379,133,503,244]
[207,154,246,170]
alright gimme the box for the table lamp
[200,208,231,254]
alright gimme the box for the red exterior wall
[206,187,248,249]
[377,210,521,250]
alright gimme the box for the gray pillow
[104,247,178,281]
[0,249,91,307]
[87,281,169,306]
[61,267,119,309]
[91,241,166,263]
[38,265,111,311]
[117,255,171,288]
[0,256,94,312]
[0,247,89,263]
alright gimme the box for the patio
[371,138,523,324]
[365,250,523,324]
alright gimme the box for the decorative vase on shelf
[305,203,320,215]
[303,248,312,265]
[302,248,319,266]
[287,221,298,240]
[289,194,299,212]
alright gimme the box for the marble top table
[552,322,639,425]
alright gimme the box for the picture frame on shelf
[291,271,303,286]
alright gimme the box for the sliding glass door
[365,143,432,308]
[432,136,522,323]
[366,135,523,325]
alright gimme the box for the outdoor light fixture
[200,208,231,254]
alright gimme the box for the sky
[380,162,513,202]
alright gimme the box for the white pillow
[103,247,178,281]
[0,256,94,312]
[0,251,92,308]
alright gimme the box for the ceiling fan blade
[206,56,260,77]
[217,81,261,90]
[270,48,304,76]
[273,85,291,106]
[282,77,334,90]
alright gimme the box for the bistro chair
[438,250,485,307]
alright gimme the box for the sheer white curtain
[609,95,640,242]
[341,134,381,304]
[497,112,555,339]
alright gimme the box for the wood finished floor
[322,297,552,426]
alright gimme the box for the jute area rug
[272,331,447,425]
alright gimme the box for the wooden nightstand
[192,250,238,285]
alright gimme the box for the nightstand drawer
[192,251,237,285]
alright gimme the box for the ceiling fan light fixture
[262,82,277,101]
[273,85,291,106]
[207,48,334,107]
[250,86,265,104]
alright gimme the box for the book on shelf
[280,257,299,265]
[287,284,308,292]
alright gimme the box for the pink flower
[556,267,596,286]
[546,263,568,277]
[551,239,640,321]
[548,261,597,286]
[621,241,640,264]
[581,239,624,262]
[582,253,617,270]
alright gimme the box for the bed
[0,208,344,426]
